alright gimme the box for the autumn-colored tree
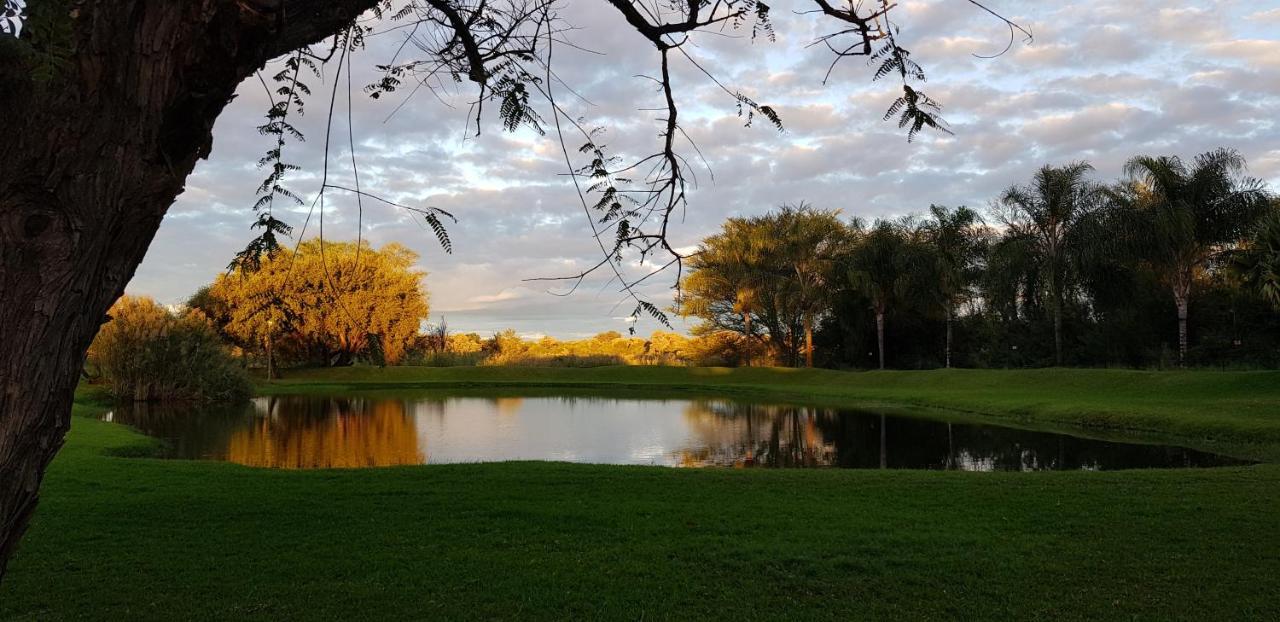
[446,333,485,355]
[87,296,250,401]
[208,240,429,367]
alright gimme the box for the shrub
[88,296,251,402]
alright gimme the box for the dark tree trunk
[1053,290,1064,367]
[742,312,752,367]
[0,0,378,579]
[875,309,886,370]
[1174,287,1190,367]
[803,311,814,368]
[944,302,953,369]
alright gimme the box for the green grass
[2,368,1279,619]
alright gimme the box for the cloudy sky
[128,0,1280,338]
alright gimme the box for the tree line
[680,149,1280,369]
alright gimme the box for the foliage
[393,328,745,368]
[86,296,250,402]
[676,150,1279,371]
[843,217,935,368]
[995,162,1105,364]
[680,204,853,366]
[205,240,429,367]
[1233,205,1280,310]
[1104,148,1272,363]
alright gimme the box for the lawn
[2,368,1278,620]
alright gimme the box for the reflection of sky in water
[106,396,1250,471]
[403,398,708,465]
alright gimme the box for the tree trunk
[875,310,886,370]
[944,302,953,369]
[803,312,814,368]
[742,312,752,367]
[265,334,274,381]
[1053,293,1064,367]
[0,0,378,579]
[1174,287,1190,367]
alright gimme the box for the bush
[88,296,251,402]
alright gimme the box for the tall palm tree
[998,162,1102,366]
[1111,149,1271,365]
[923,205,986,368]
[1231,204,1280,311]
[847,219,928,370]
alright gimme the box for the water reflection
[229,398,423,468]
[104,395,1248,471]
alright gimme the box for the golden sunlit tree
[681,205,853,367]
[87,296,250,401]
[207,240,429,367]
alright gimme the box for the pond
[102,394,1248,471]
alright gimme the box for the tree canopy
[203,240,429,367]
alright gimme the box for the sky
[127,0,1280,339]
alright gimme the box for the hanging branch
[231,0,1029,331]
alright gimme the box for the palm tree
[847,219,928,370]
[1231,204,1280,311]
[1111,149,1271,365]
[923,205,986,368]
[998,162,1102,366]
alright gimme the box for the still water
[103,395,1247,471]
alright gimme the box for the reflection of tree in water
[109,396,1246,471]
[493,397,524,417]
[678,401,841,468]
[677,400,1244,471]
[226,396,424,469]
[105,400,256,459]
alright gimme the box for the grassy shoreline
[2,367,1278,619]
[263,366,1280,461]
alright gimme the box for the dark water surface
[103,395,1248,471]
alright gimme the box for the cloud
[466,289,527,305]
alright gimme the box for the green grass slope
[2,411,1278,620]
[3,369,1279,619]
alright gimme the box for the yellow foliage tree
[208,240,429,366]
[87,296,249,401]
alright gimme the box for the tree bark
[803,311,814,368]
[1174,286,1190,367]
[0,0,378,579]
[944,302,953,369]
[875,310,886,370]
[1053,292,1064,367]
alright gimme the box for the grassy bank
[266,366,1280,460]
[2,369,1279,619]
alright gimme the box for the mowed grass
[2,368,1279,620]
